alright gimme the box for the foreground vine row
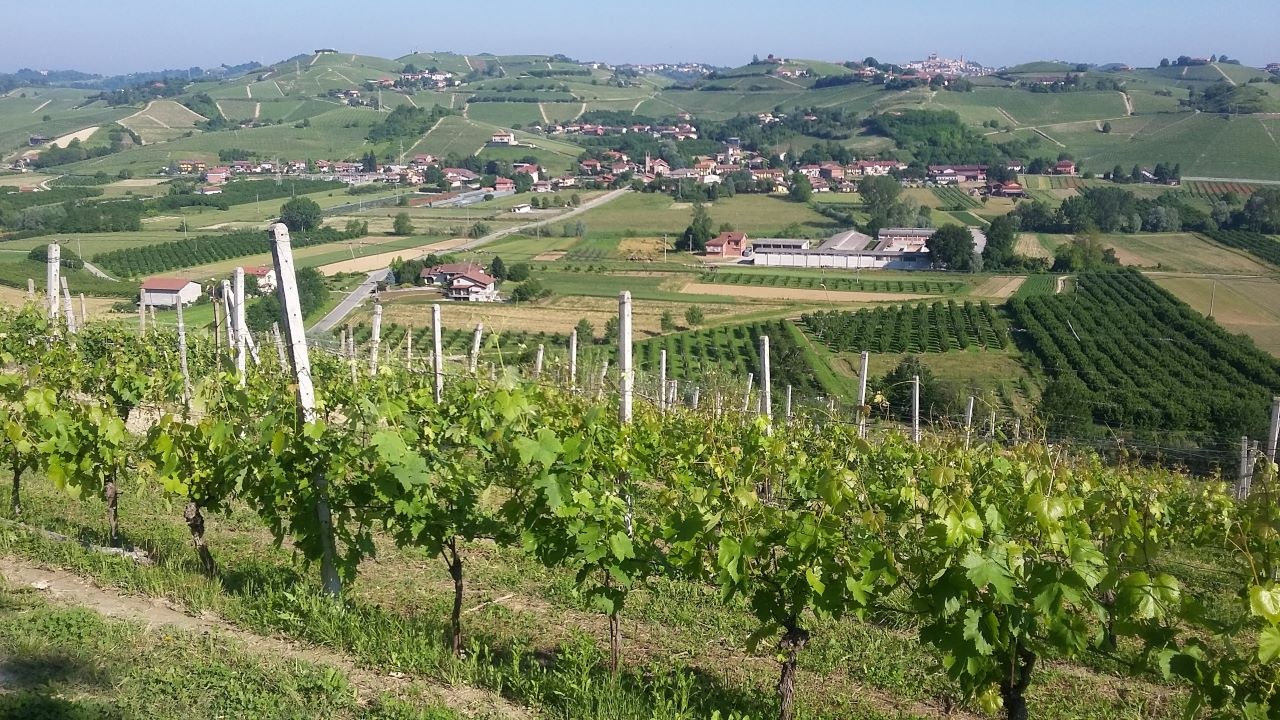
[1,305,1278,720]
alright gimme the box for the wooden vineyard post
[149,303,157,330]
[759,335,772,422]
[741,372,754,412]
[468,323,483,375]
[658,349,667,412]
[857,351,869,439]
[669,380,678,409]
[60,277,76,334]
[965,396,975,449]
[534,344,544,379]
[233,268,247,384]
[176,300,192,410]
[911,374,921,444]
[989,409,997,440]
[369,302,383,376]
[691,386,701,410]
[569,330,578,390]
[269,222,342,597]
[432,304,444,403]
[1268,396,1280,463]
[46,243,60,321]
[1014,417,1021,444]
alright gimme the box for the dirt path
[1120,91,1134,116]
[404,94,418,108]
[48,126,99,148]
[245,84,252,98]
[309,53,320,66]
[995,106,1019,126]
[253,102,261,119]
[1211,63,1237,86]
[0,555,529,719]
[538,102,550,125]
[406,114,448,154]
[573,102,587,121]
[30,99,50,114]
[1055,275,1068,293]
[1030,127,1066,148]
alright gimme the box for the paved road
[1183,176,1280,185]
[309,269,388,335]
[306,188,632,333]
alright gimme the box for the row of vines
[3,305,1280,720]
[92,226,363,277]
[801,300,1009,354]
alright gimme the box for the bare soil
[971,275,1027,299]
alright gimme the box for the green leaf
[1259,625,1280,664]
[745,623,779,653]
[608,531,634,562]
[805,567,826,595]
[962,552,1013,602]
[1251,586,1280,624]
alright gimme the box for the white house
[511,203,533,214]
[245,266,277,293]
[140,278,202,308]
[489,130,517,146]
[446,270,498,302]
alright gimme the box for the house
[819,162,845,180]
[928,164,987,183]
[493,177,515,192]
[140,278,201,308]
[579,159,603,174]
[420,262,487,286]
[988,182,1025,198]
[177,159,207,174]
[705,231,749,258]
[532,180,553,193]
[511,203,533,213]
[244,266,277,292]
[644,155,670,176]
[412,154,437,166]
[513,163,541,181]
[489,130,517,146]
[204,166,230,185]
[443,167,480,186]
[1054,160,1077,176]
[446,271,498,302]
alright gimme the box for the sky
[3,0,1278,74]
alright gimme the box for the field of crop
[802,300,1009,354]
[464,101,547,128]
[931,186,980,210]
[699,271,966,295]
[1012,274,1060,298]
[1202,230,1280,267]
[1182,180,1265,199]
[1007,269,1280,434]
[414,114,495,157]
[571,192,838,236]
[1100,232,1274,274]
[117,100,206,144]
[1153,274,1280,356]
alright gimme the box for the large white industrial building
[751,227,986,270]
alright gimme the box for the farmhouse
[139,278,202,308]
[444,271,499,302]
[752,227,986,271]
[928,164,987,183]
[1054,160,1077,176]
[489,130,517,146]
[493,177,515,192]
[511,203,532,213]
[706,231,749,258]
[420,262,487,287]
[245,266,277,293]
[988,181,1025,198]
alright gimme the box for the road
[309,269,388,335]
[1183,176,1280,185]
[305,188,631,333]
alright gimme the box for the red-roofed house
[420,262,487,287]
[493,177,515,192]
[490,130,517,146]
[204,166,230,184]
[140,278,201,307]
[446,271,498,301]
[245,266,277,292]
[1054,160,1077,176]
[705,231,749,258]
[513,163,541,181]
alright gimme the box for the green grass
[698,271,967,295]
[572,192,839,237]
[465,101,548,128]
[1012,274,1059,299]
[537,270,728,302]
[0,578,454,719]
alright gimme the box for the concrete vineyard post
[569,330,578,390]
[912,374,921,444]
[597,360,609,401]
[1014,417,1021,444]
[139,293,147,336]
[212,297,222,351]
[786,385,793,420]
[619,292,633,424]
[965,396,975,449]
[26,278,34,301]
[46,243,60,321]
[691,386,701,410]
[432,304,443,403]
[1239,436,1251,500]
[759,335,772,422]
[742,372,754,412]
[658,349,667,412]
[220,280,235,358]
[234,268,247,384]
[269,222,341,597]
[149,304,157,329]
[176,300,191,409]
[857,351,869,438]
[989,409,997,440]
[272,322,287,368]
[369,303,383,376]
[468,323,483,375]
[1268,396,1280,462]
[405,326,413,364]
[534,344,544,379]
[79,293,86,324]
[60,277,76,334]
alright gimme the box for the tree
[575,318,594,344]
[507,262,530,282]
[878,355,957,421]
[788,172,812,202]
[1038,374,1095,437]
[859,175,902,221]
[928,225,975,271]
[602,317,618,345]
[489,256,507,281]
[1101,121,1112,134]
[361,151,377,172]
[981,215,1017,270]
[1159,58,1170,67]
[1240,187,1280,233]
[675,201,713,252]
[279,197,322,232]
[392,212,414,236]
[684,305,705,327]
[660,310,676,332]
[509,279,551,302]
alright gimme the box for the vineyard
[1182,179,1262,199]
[1203,229,1280,267]
[931,186,981,210]
[1011,273,1058,298]
[801,300,1009,354]
[1007,269,1280,439]
[91,226,362,277]
[2,300,1280,720]
[698,272,966,295]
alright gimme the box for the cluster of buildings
[138,266,278,308]
[374,69,460,89]
[901,54,994,78]
[544,116,699,141]
[418,262,498,302]
[705,226,987,270]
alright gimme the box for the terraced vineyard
[801,300,1009,353]
[1203,230,1280,267]
[1182,180,1263,199]
[699,272,966,295]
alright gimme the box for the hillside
[4,51,1280,180]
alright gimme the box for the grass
[0,578,453,719]
[1152,274,1280,357]
[1012,274,1060,299]
[1098,232,1276,274]
[571,192,839,237]
[464,101,547,128]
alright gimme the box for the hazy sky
[4,0,1278,74]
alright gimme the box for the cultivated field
[117,100,207,144]
[316,238,467,275]
[1099,232,1275,274]
[1152,274,1280,356]
[680,282,934,303]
